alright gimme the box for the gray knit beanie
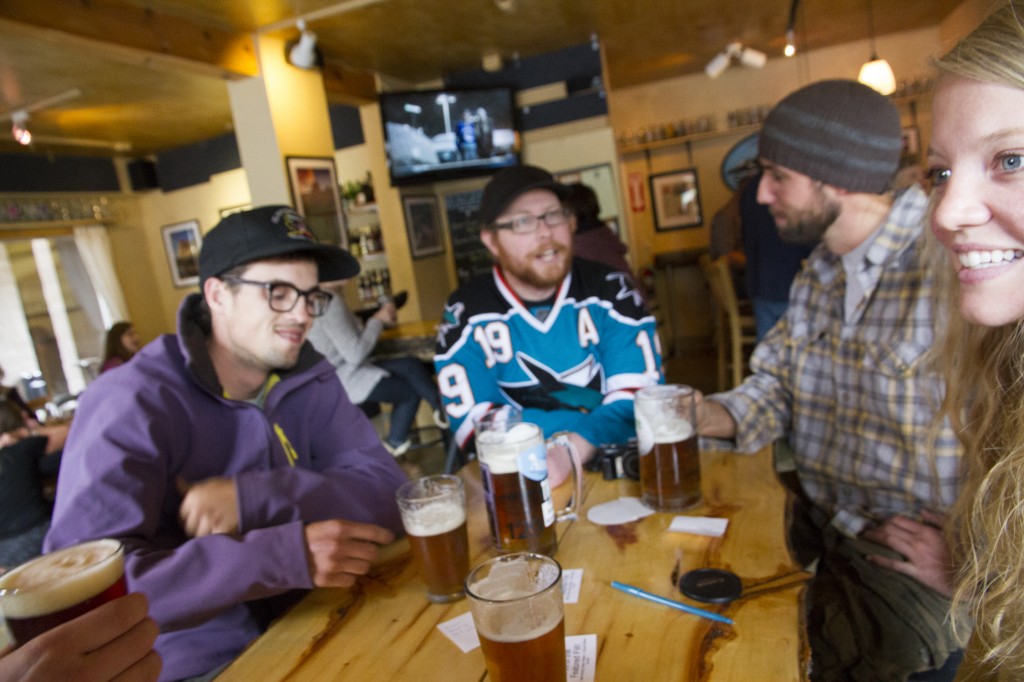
[758,79,902,194]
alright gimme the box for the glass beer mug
[473,408,583,556]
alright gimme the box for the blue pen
[611,581,734,625]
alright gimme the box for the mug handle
[546,432,584,522]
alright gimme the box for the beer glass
[634,384,702,511]
[395,474,470,603]
[0,538,127,647]
[473,409,582,556]
[465,552,566,682]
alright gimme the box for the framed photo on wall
[649,168,703,231]
[161,219,202,288]
[285,156,347,248]
[402,195,445,258]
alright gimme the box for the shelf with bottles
[353,266,396,320]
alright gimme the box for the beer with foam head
[466,552,566,682]
[0,539,126,647]
[635,384,702,511]
[475,419,558,555]
[396,475,470,602]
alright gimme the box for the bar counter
[217,445,808,680]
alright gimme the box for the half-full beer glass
[395,474,470,603]
[474,409,582,556]
[635,384,702,511]
[0,539,127,647]
[465,552,566,682]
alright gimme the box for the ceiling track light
[11,110,31,146]
[857,0,896,95]
[784,0,800,57]
[286,19,323,70]
[705,42,767,79]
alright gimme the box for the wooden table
[374,319,439,363]
[218,446,808,681]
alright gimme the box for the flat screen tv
[379,87,520,186]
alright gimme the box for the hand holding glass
[0,539,127,647]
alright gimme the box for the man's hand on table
[860,510,954,597]
[303,520,395,587]
[695,394,737,440]
[547,432,594,488]
[178,477,240,537]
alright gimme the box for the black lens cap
[679,568,742,604]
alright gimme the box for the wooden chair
[698,254,757,390]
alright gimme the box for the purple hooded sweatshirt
[45,294,408,681]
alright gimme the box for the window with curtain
[0,236,108,399]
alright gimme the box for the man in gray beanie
[699,80,966,680]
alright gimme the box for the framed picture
[285,157,347,248]
[161,219,202,288]
[649,168,703,231]
[218,203,252,219]
[901,126,921,163]
[402,195,445,258]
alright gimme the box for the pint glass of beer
[465,552,566,682]
[634,384,702,511]
[474,409,582,556]
[395,474,470,603]
[0,538,127,647]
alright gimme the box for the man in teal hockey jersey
[434,166,662,483]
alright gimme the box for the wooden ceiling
[0,0,960,158]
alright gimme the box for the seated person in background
[0,592,160,681]
[435,166,662,483]
[99,320,141,373]
[738,171,815,340]
[308,280,446,457]
[0,399,53,569]
[697,80,965,679]
[563,182,634,276]
[45,206,408,681]
[0,365,69,458]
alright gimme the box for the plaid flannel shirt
[711,186,962,536]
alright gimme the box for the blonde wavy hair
[932,1,1024,675]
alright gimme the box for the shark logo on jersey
[436,301,465,349]
[499,353,604,413]
[607,272,644,308]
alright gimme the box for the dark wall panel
[0,153,119,192]
[154,133,241,192]
[330,104,365,149]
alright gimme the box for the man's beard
[503,247,571,293]
[777,193,840,245]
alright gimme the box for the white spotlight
[704,50,732,79]
[287,19,322,70]
[11,111,31,146]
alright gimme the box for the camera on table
[587,439,640,481]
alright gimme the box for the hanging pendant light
[857,0,895,95]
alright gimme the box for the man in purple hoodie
[45,206,408,681]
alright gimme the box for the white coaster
[586,496,656,525]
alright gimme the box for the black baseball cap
[478,165,569,227]
[198,205,359,286]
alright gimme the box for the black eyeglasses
[492,207,571,234]
[221,276,333,317]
